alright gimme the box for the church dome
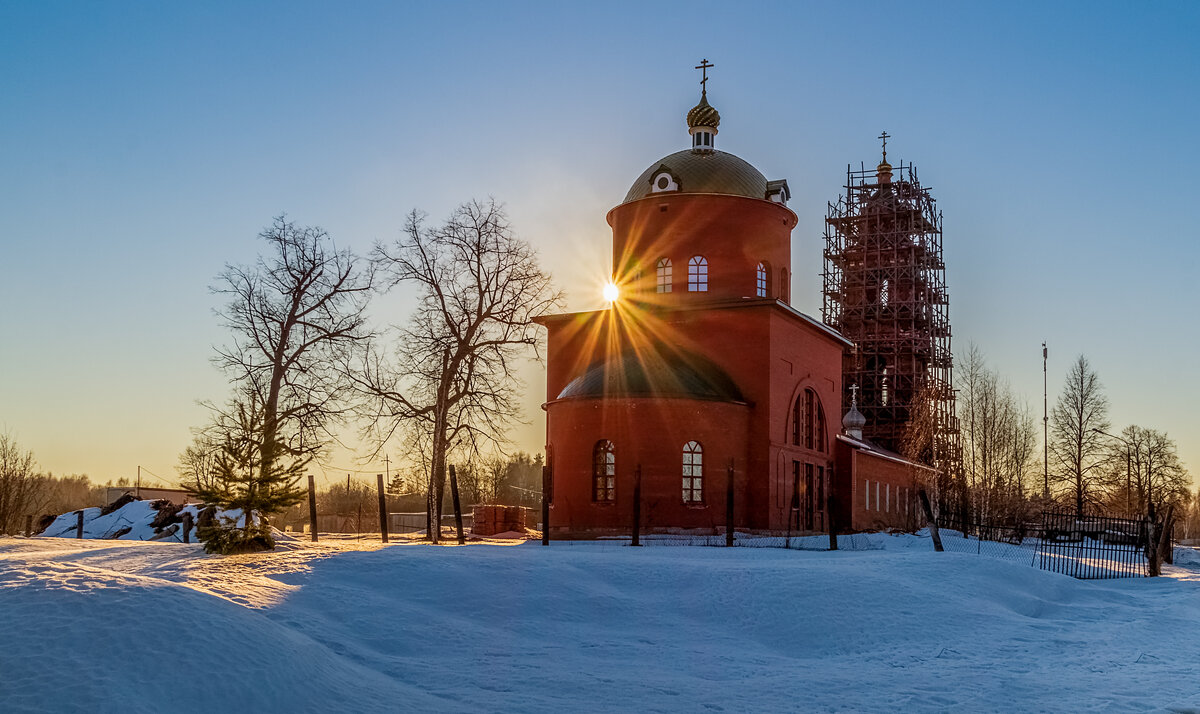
[842,404,866,431]
[557,346,745,403]
[686,91,721,129]
[622,149,769,204]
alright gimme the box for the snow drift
[2,535,1200,712]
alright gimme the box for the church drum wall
[608,194,796,303]
[545,397,750,536]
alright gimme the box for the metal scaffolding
[822,159,961,478]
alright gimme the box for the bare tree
[1049,355,1110,516]
[1103,425,1190,516]
[176,431,222,493]
[957,345,1039,523]
[902,382,944,518]
[476,455,507,504]
[0,433,42,533]
[213,216,373,502]
[354,200,563,543]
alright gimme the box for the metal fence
[620,531,882,551]
[1036,511,1152,579]
[934,511,1159,579]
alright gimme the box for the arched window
[688,256,708,292]
[756,262,769,297]
[791,397,802,445]
[682,441,703,503]
[656,258,672,293]
[780,268,789,302]
[592,440,615,502]
[804,390,815,449]
[815,395,827,452]
[793,389,828,452]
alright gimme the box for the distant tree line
[0,432,146,534]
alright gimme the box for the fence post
[181,511,193,544]
[425,489,433,541]
[919,490,943,552]
[786,472,799,548]
[25,514,33,538]
[541,462,551,546]
[631,464,642,547]
[307,473,319,543]
[725,460,735,547]
[827,492,838,551]
[377,473,390,544]
[75,510,84,539]
[449,465,464,545]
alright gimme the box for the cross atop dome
[687,59,720,153]
[876,130,893,183]
[695,58,714,92]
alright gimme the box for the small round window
[651,172,678,193]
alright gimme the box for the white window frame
[688,256,708,292]
[682,440,703,503]
[656,258,672,293]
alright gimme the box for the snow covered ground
[2,534,1199,713]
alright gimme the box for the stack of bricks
[471,505,530,536]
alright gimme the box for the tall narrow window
[792,397,802,445]
[881,367,890,407]
[682,440,703,503]
[688,256,708,292]
[795,388,827,451]
[656,258,672,293]
[816,400,826,452]
[880,278,890,307]
[804,390,815,450]
[755,262,768,297]
[592,440,615,502]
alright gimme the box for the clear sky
[2,1,1197,488]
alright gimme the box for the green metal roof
[622,149,769,204]
[557,346,745,403]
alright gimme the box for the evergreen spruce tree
[188,395,307,554]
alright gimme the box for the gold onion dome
[686,91,721,129]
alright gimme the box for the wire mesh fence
[623,531,882,551]
[934,515,1042,566]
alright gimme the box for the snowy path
[2,536,1199,712]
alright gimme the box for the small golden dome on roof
[686,91,721,129]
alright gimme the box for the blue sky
[1,1,1197,486]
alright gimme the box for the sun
[603,282,620,303]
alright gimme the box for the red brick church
[536,72,933,536]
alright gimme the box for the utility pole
[137,465,141,499]
[1042,342,1049,500]
[384,454,390,488]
